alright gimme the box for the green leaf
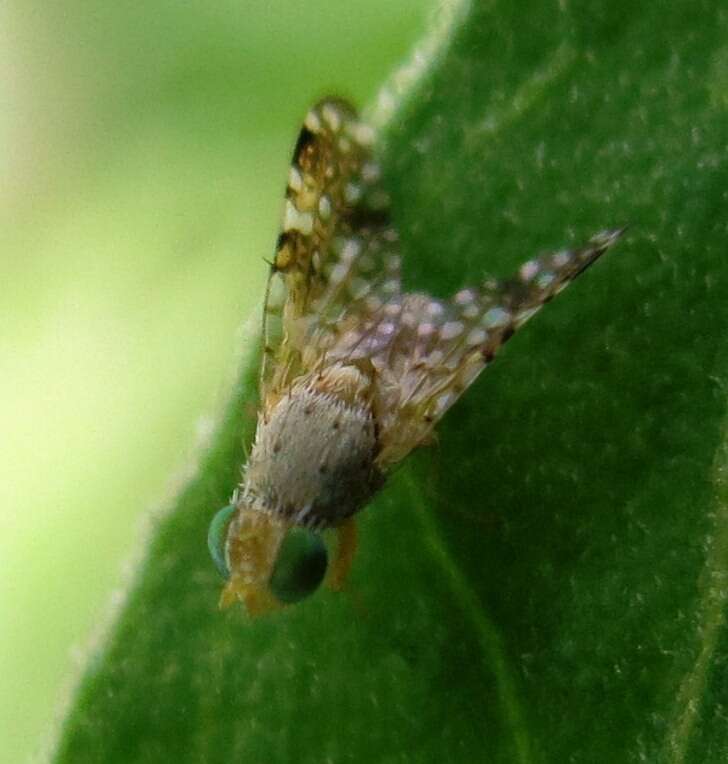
[53,1,728,761]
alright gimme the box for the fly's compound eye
[269,528,328,604]
[208,504,236,579]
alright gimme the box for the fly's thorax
[244,372,384,528]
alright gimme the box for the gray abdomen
[244,388,384,528]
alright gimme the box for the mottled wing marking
[371,229,624,467]
[261,98,396,403]
[261,98,621,469]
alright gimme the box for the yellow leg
[328,517,358,591]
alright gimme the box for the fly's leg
[328,517,358,591]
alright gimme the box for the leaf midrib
[403,471,535,763]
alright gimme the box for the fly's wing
[261,98,400,406]
[262,101,622,468]
[364,229,625,468]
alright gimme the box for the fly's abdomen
[244,386,383,528]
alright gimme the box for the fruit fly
[208,97,623,614]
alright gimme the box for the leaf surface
[54,2,728,761]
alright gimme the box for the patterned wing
[261,100,622,470]
[366,229,625,467]
[261,98,399,404]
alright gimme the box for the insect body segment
[211,98,623,614]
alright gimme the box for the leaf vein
[404,471,534,764]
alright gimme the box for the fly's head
[208,499,328,615]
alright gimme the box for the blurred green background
[0,2,432,761]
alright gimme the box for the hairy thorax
[243,364,385,528]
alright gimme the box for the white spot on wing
[435,392,454,414]
[345,183,362,204]
[440,321,464,340]
[321,103,341,131]
[466,328,487,346]
[536,272,555,289]
[284,200,313,235]
[304,110,321,132]
[361,162,381,183]
[417,322,436,337]
[288,166,303,192]
[378,322,396,337]
[385,255,400,273]
[351,123,375,147]
[330,263,349,285]
[520,260,539,282]
[427,349,444,366]
[426,301,445,317]
[318,195,332,220]
[341,239,361,262]
[365,295,383,312]
[454,289,476,305]
[552,250,572,268]
[483,307,511,328]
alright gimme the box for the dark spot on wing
[293,126,316,162]
[343,206,390,230]
[276,231,290,251]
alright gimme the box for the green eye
[269,528,328,604]
[208,504,236,579]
